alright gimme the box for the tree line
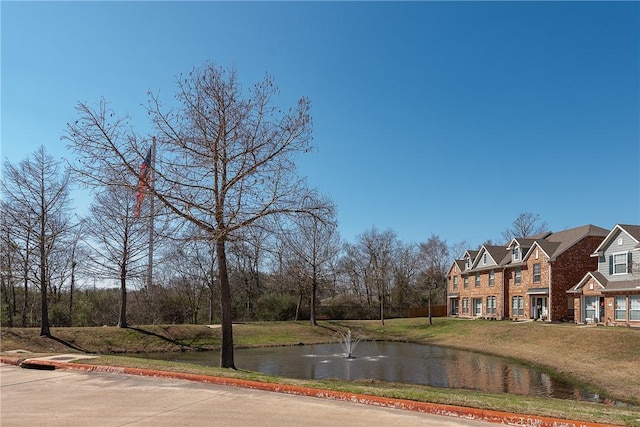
[1,62,543,368]
[1,150,457,327]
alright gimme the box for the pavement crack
[116,395,218,426]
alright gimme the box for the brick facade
[448,225,608,323]
[547,236,602,321]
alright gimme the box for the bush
[255,293,298,321]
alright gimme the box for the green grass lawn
[2,318,639,426]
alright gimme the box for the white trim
[612,251,629,275]
[592,224,640,255]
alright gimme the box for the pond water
[138,341,608,403]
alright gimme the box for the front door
[584,296,597,322]
[473,298,482,317]
[531,297,548,320]
[450,299,459,315]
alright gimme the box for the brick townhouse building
[447,224,608,321]
[568,224,640,327]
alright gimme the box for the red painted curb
[0,356,617,427]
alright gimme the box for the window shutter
[628,252,633,274]
[609,255,613,275]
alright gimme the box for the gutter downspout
[548,260,552,322]
[501,267,506,320]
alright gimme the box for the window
[533,264,541,283]
[615,296,627,321]
[584,296,597,320]
[466,258,471,269]
[475,272,480,287]
[630,297,640,321]
[489,270,495,286]
[612,252,629,275]
[462,298,469,314]
[512,296,524,316]
[483,253,487,265]
[514,267,521,285]
[453,276,458,289]
[486,296,497,314]
[464,275,468,289]
[512,247,520,261]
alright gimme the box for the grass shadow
[47,335,94,354]
[127,326,209,351]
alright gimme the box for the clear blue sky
[2,1,639,248]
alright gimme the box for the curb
[0,356,614,427]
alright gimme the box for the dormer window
[512,247,520,262]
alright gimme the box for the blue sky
[2,1,639,248]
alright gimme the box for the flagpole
[147,136,156,289]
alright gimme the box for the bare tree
[391,242,421,308]
[419,234,450,325]
[279,197,339,325]
[1,146,72,336]
[228,226,270,320]
[354,227,398,324]
[83,183,149,327]
[161,227,218,324]
[0,202,20,327]
[501,212,549,243]
[65,63,328,368]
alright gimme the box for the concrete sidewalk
[0,363,491,427]
[0,355,612,427]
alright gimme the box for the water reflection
[139,341,606,402]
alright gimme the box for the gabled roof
[544,224,609,260]
[447,259,466,275]
[568,271,608,294]
[522,240,560,261]
[464,250,479,260]
[569,271,640,294]
[471,245,508,269]
[592,224,640,255]
[506,238,536,251]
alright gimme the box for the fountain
[338,329,362,359]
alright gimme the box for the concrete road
[0,363,495,427]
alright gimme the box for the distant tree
[278,196,339,325]
[65,63,329,369]
[228,225,269,320]
[391,242,421,308]
[501,212,549,243]
[1,146,73,336]
[161,226,219,324]
[0,202,20,327]
[83,183,149,328]
[419,234,450,325]
[352,227,398,325]
[448,240,469,261]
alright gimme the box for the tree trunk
[69,261,75,327]
[310,280,317,326]
[295,290,302,322]
[217,238,235,369]
[309,265,318,326]
[118,275,127,328]
[39,220,50,337]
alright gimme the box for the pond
[137,341,608,403]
